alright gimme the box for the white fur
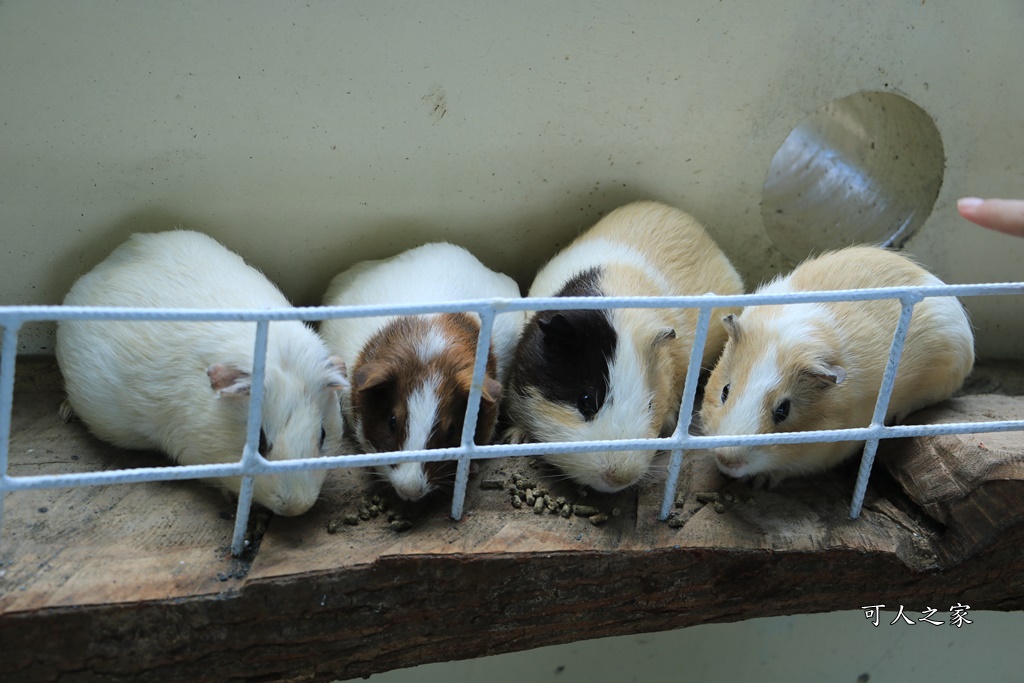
[528,238,673,298]
[321,242,526,383]
[55,230,347,516]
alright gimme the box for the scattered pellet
[695,492,720,504]
[327,520,340,534]
[369,505,380,518]
[371,494,382,506]
[712,502,726,514]
[559,504,572,518]
[358,506,371,521]
[545,496,558,512]
[555,496,566,507]
[525,489,536,506]
[588,513,609,526]
[511,495,523,509]
[343,514,360,526]
[508,485,519,496]
[513,473,524,484]
[573,505,600,517]
[675,494,686,508]
[667,517,685,528]
[480,478,505,490]
[536,488,548,498]
[390,519,413,532]
[377,499,388,512]
[533,497,545,514]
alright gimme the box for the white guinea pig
[320,242,526,501]
[699,245,975,484]
[504,201,744,493]
[55,230,348,516]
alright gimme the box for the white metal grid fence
[3,282,1024,556]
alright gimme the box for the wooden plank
[878,393,1024,567]
[3,358,1024,682]
[1,359,249,614]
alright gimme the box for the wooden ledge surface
[3,358,1024,682]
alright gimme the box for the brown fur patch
[351,313,501,457]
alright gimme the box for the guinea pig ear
[325,356,350,390]
[481,376,503,404]
[207,363,252,397]
[537,313,577,346]
[805,361,847,387]
[651,327,676,347]
[722,314,741,341]
[352,361,390,392]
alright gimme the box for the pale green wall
[3,1,1024,356]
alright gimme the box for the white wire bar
[2,281,1024,556]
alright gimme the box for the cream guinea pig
[503,201,744,493]
[55,230,348,516]
[699,245,975,484]
[320,242,526,501]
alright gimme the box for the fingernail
[958,197,984,210]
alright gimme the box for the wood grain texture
[2,358,1024,682]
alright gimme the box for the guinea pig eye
[387,414,398,434]
[721,383,730,403]
[318,426,326,449]
[258,428,270,456]
[772,399,791,424]
[577,392,598,420]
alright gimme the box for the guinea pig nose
[715,449,743,470]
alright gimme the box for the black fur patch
[508,268,617,417]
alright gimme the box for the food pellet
[358,506,371,521]
[480,478,505,490]
[695,492,720,504]
[588,513,609,526]
[533,498,545,514]
[511,495,523,509]
[512,473,524,484]
[508,485,519,496]
[369,505,380,518]
[525,489,536,506]
[371,495,381,506]
[559,504,572,518]
[555,496,566,507]
[573,505,600,517]
[545,496,558,511]
[343,514,359,526]
[667,517,685,528]
[713,502,726,514]
[675,494,686,508]
[327,520,340,534]
[520,480,536,490]
[390,520,413,532]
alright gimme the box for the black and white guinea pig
[320,242,526,501]
[504,201,744,493]
[699,245,975,484]
[56,230,348,516]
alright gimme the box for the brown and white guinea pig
[320,242,527,501]
[55,230,348,516]
[503,201,744,493]
[699,245,975,484]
